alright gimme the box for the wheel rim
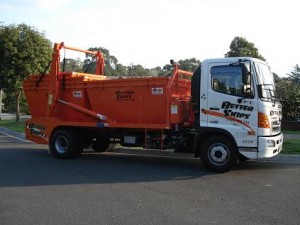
[55,135,69,154]
[208,143,230,166]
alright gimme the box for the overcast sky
[1,0,299,76]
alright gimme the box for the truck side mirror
[240,63,253,98]
[242,84,253,97]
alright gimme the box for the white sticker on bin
[73,91,82,98]
[171,105,178,114]
[152,87,163,95]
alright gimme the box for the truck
[23,42,283,172]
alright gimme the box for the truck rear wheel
[200,135,238,173]
[49,129,83,159]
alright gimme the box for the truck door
[204,63,258,149]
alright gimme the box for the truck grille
[272,121,281,133]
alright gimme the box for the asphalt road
[0,132,300,225]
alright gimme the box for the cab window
[211,65,244,97]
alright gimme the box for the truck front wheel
[200,135,238,173]
[49,129,83,159]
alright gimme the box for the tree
[178,58,201,72]
[287,64,300,84]
[281,64,300,102]
[0,23,52,121]
[149,67,163,76]
[127,64,149,77]
[162,64,173,75]
[161,58,201,76]
[226,36,266,61]
[275,65,300,121]
[61,58,83,72]
[115,64,128,76]
[83,47,119,76]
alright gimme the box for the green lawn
[281,130,300,155]
[0,120,299,155]
[282,139,300,155]
[0,120,25,133]
[282,130,300,134]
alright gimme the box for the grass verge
[0,120,299,155]
[282,139,300,155]
[0,120,25,133]
[282,130,300,134]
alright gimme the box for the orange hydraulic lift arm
[46,42,105,117]
[50,42,105,75]
[165,62,193,126]
[166,62,193,92]
[62,44,105,75]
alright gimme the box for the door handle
[209,107,220,110]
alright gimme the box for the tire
[200,135,238,173]
[49,129,83,159]
[92,138,112,152]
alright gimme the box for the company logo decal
[116,90,135,101]
[27,123,48,140]
[202,101,255,135]
[221,101,253,119]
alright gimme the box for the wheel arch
[49,126,77,143]
[194,127,237,158]
[49,126,103,141]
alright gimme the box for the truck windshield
[255,62,277,101]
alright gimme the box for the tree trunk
[15,91,21,122]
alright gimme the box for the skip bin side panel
[23,75,49,118]
[86,78,170,128]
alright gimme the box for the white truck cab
[192,57,283,172]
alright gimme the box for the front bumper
[258,133,283,158]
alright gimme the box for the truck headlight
[267,140,275,147]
